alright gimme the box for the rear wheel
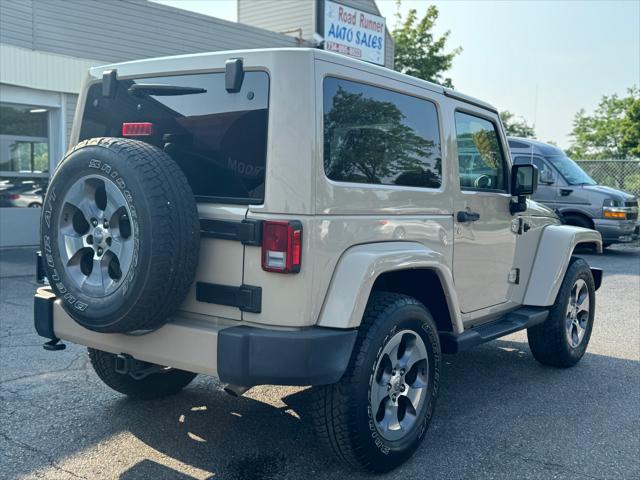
[88,348,197,399]
[527,257,596,367]
[311,292,440,472]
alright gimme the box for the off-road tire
[527,257,596,367]
[40,137,199,333]
[311,292,440,472]
[88,348,197,399]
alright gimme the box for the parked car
[510,137,639,247]
[0,182,45,208]
[34,49,603,473]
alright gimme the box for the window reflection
[455,112,506,191]
[323,77,442,188]
[0,103,50,208]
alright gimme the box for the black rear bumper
[217,326,358,387]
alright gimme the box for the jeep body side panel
[316,241,462,333]
[309,57,457,331]
[523,225,602,306]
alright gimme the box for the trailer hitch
[114,353,171,380]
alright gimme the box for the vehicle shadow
[115,339,639,479]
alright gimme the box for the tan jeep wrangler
[34,48,602,472]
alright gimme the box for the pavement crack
[1,354,89,385]
[511,451,606,479]
[0,432,88,479]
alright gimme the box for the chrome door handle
[457,211,480,222]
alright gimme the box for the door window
[454,112,507,191]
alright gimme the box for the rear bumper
[218,326,357,386]
[34,287,357,387]
[593,218,639,243]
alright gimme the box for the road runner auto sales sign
[323,0,386,66]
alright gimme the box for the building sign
[323,0,386,66]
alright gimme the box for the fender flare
[523,225,602,306]
[316,242,463,334]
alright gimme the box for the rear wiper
[128,84,207,97]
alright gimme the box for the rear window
[80,71,269,204]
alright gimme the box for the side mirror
[510,164,538,214]
[511,164,538,196]
[539,169,554,185]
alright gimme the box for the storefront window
[0,103,50,208]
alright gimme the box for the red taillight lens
[262,220,302,273]
[122,122,154,136]
[9,194,20,200]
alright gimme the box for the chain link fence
[575,159,640,197]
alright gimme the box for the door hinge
[508,268,520,284]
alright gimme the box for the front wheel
[527,257,596,367]
[311,292,441,472]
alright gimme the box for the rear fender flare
[316,242,463,333]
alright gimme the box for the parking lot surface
[1,246,639,480]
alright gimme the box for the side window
[454,111,507,191]
[323,77,442,188]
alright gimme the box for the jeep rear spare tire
[41,137,199,333]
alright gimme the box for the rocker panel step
[439,307,549,354]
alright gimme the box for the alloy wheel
[56,175,135,297]
[370,329,429,441]
[565,278,590,348]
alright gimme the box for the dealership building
[0,0,393,247]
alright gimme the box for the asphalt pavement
[1,245,638,480]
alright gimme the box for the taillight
[9,194,20,200]
[262,220,302,273]
[122,122,154,136]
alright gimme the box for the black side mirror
[510,164,538,214]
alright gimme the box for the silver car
[510,137,639,247]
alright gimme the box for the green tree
[566,87,639,159]
[621,96,640,157]
[499,111,536,138]
[392,2,461,87]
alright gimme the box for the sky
[153,0,640,149]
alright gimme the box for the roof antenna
[532,84,539,135]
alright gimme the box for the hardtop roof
[88,48,498,114]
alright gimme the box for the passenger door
[452,110,517,313]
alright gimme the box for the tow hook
[43,338,66,351]
[114,353,170,380]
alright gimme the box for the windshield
[546,155,596,185]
